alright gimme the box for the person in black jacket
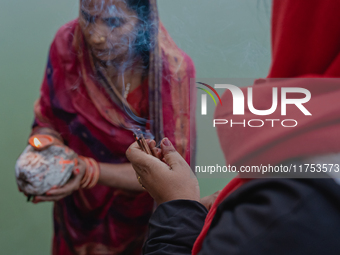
[126,0,340,253]
[126,138,340,255]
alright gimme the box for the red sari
[34,2,195,253]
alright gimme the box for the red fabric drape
[192,177,250,254]
[193,0,340,253]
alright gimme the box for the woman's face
[79,0,139,62]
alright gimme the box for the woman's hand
[126,138,200,205]
[32,158,86,203]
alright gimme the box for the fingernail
[75,168,80,175]
[162,138,171,146]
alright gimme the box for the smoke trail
[79,0,155,137]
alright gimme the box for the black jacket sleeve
[143,200,208,255]
[143,179,340,255]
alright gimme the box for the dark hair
[80,0,152,68]
[127,0,150,12]
[126,0,151,68]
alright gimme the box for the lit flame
[33,138,42,148]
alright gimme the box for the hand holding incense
[133,130,153,155]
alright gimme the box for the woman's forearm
[31,127,142,191]
[98,163,145,192]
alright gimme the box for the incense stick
[133,131,153,155]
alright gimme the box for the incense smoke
[79,0,155,137]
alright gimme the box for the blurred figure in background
[22,0,195,254]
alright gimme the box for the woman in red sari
[27,0,195,254]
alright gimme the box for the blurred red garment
[215,0,340,169]
[34,12,195,255]
[193,0,340,253]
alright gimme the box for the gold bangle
[79,156,100,189]
[87,158,100,189]
[79,157,91,188]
